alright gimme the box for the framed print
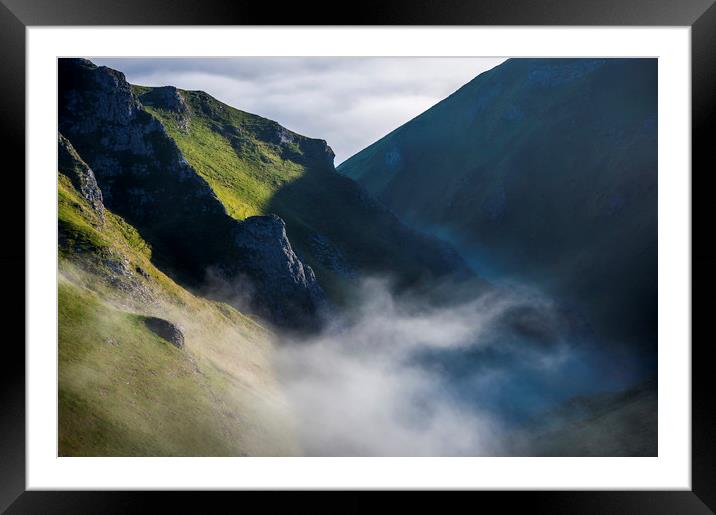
[1,0,713,512]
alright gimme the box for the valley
[58,57,657,456]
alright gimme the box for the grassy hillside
[339,58,657,352]
[140,87,473,302]
[59,170,299,456]
[139,88,308,220]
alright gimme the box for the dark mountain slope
[339,58,657,353]
[517,378,657,456]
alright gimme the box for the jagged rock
[99,256,155,305]
[232,215,326,328]
[104,257,133,277]
[249,119,335,168]
[61,59,141,134]
[143,317,185,348]
[139,86,189,114]
[285,134,335,169]
[58,133,104,220]
[299,137,335,168]
[59,59,215,214]
[275,125,295,145]
[139,86,191,130]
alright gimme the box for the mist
[271,277,644,456]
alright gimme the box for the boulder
[144,317,185,349]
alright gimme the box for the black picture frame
[1,1,713,513]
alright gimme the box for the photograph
[57,56,658,458]
[1,0,710,507]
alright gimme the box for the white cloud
[90,57,505,164]
[273,278,584,456]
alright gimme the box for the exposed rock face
[59,59,218,218]
[249,119,336,168]
[100,255,156,305]
[58,58,326,330]
[143,316,185,348]
[301,137,335,168]
[58,132,104,220]
[139,86,189,114]
[139,86,191,130]
[281,133,335,169]
[232,215,326,327]
[61,59,141,132]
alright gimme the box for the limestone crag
[58,132,105,221]
[232,215,326,327]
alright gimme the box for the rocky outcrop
[58,132,104,220]
[100,255,156,305]
[139,86,191,130]
[61,59,141,132]
[278,131,335,169]
[139,86,189,114]
[231,215,326,327]
[59,58,326,330]
[59,59,218,217]
[143,316,185,348]
[299,137,335,168]
[248,119,335,168]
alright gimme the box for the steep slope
[59,58,326,330]
[58,135,298,456]
[135,81,475,303]
[339,58,657,353]
[60,58,473,324]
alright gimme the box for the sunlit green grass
[58,172,298,456]
[145,98,305,221]
[59,279,246,456]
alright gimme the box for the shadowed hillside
[339,58,657,357]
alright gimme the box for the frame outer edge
[692,1,716,512]
[1,0,716,25]
[0,1,27,513]
[3,0,714,512]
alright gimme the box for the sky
[91,57,506,164]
